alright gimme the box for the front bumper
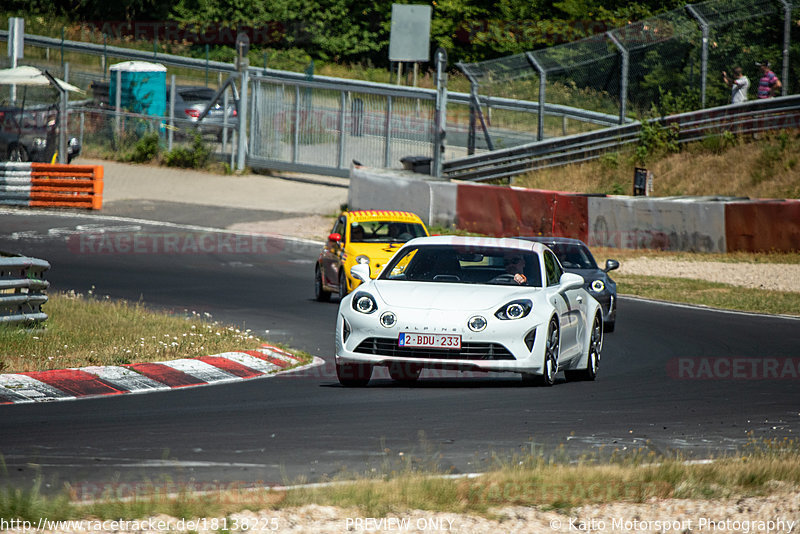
[588,290,616,325]
[335,308,548,375]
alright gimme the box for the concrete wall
[347,166,798,252]
[725,199,800,252]
[456,183,589,240]
[588,196,727,253]
[348,166,457,227]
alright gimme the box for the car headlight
[380,311,396,328]
[495,300,532,320]
[32,138,47,148]
[356,255,370,265]
[590,280,605,292]
[352,292,377,314]
[468,315,487,332]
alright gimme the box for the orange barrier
[28,163,104,210]
[456,183,589,240]
[725,200,800,252]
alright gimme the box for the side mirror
[604,259,620,273]
[328,232,342,243]
[350,263,371,283]
[559,272,584,292]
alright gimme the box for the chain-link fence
[1,32,243,165]
[250,76,436,176]
[459,0,798,149]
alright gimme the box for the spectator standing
[722,67,749,103]
[756,61,782,99]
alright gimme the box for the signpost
[389,4,431,86]
[8,18,24,103]
[433,48,448,178]
[236,32,250,171]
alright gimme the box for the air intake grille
[354,338,515,360]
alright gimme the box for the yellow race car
[315,210,429,301]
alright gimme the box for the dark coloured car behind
[519,237,619,332]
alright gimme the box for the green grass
[3,438,800,522]
[593,247,800,265]
[0,290,309,374]
[615,275,800,316]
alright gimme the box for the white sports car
[335,236,604,387]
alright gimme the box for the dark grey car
[0,106,81,163]
[520,237,619,332]
[167,86,237,139]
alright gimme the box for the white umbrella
[0,65,84,93]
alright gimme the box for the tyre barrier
[0,253,50,325]
[0,162,104,210]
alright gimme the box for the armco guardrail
[0,162,104,210]
[0,254,50,325]
[444,95,800,182]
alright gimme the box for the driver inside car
[503,253,528,285]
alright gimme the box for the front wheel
[565,313,602,382]
[336,362,372,387]
[522,317,559,386]
[338,270,349,300]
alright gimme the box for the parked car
[0,106,81,163]
[167,86,237,139]
[91,81,237,140]
[315,210,429,302]
[519,237,619,332]
[334,236,604,387]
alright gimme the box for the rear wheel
[336,362,373,387]
[565,313,602,382]
[522,318,559,386]
[314,266,330,302]
[388,363,422,384]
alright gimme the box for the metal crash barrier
[0,162,103,210]
[0,254,50,325]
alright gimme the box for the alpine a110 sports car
[315,210,429,301]
[335,236,604,387]
[520,237,619,332]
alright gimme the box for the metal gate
[248,76,436,177]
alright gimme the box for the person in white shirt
[722,67,749,104]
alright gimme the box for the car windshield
[549,243,598,270]
[379,245,543,287]
[349,221,427,243]
[178,89,216,102]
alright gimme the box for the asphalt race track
[2,210,799,496]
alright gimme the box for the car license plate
[399,333,461,349]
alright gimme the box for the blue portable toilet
[108,61,166,116]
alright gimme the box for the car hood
[372,281,539,311]
[346,242,405,271]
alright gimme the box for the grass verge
[615,275,800,317]
[593,247,800,266]
[2,439,799,522]
[0,290,309,374]
[513,131,800,200]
